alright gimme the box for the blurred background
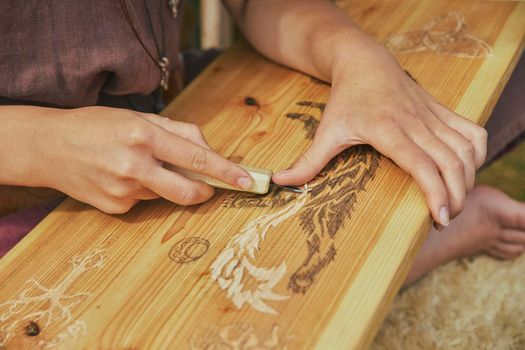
[182,0,234,50]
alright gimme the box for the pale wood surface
[1,1,524,349]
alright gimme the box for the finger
[432,122,476,191]
[104,185,159,201]
[96,199,138,215]
[72,188,138,214]
[132,188,160,200]
[427,102,488,168]
[408,127,466,218]
[373,129,450,226]
[272,127,345,185]
[142,166,215,206]
[151,128,252,190]
[89,173,160,201]
[141,114,212,150]
[493,242,525,259]
[501,229,525,245]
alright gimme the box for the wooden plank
[1,0,524,349]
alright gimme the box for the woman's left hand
[273,41,487,227]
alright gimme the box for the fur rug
[372,250,525,349]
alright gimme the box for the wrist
[328,29,394,83]
[1,106,67,188]
[30,109,67,188]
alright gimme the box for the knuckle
[444,157,464,173]
[412,156,436,174]
[114,158,140,179]
[475,126,488,142]
[100,201,133,214]
[458,141,475,157]
[108,184,133,199]
[190,149,208,171]
[121,121,153,146]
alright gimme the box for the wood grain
[1,0,524,349]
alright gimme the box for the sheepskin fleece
[371,254,525,349]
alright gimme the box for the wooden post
[200,0,233,49]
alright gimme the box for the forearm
[0,106,58,187]
[224,0,383,82]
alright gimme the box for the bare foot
[405,185,525,286]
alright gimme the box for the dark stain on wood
[25,321,40,337]
[244,96,260,108]
[198,270,210,279]
[361,5,376,17]
[250,131,268,142]
[220,305,234,313]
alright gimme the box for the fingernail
[439,206,449,227]
[237,176,253,190]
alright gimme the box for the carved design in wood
[189,323,294,349]
[169,237,210,263]
[213,102,381,313]
[386,12,493,58]
[0,249,104,347]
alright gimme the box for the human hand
[39,107,252,213]
[273,41,487,227]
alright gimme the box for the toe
[502,229,525,245]
[495,195,525,230]
[490,242,525,260]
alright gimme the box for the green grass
[477,141,525,201]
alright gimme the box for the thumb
[272,132,343,186]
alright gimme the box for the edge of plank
[314,185,430,350]
[455,2,525,126]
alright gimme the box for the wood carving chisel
[169,164,304,194]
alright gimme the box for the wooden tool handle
[167,164,273,194]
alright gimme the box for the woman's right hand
[37,106,253,214]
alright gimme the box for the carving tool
[170,164,304,194]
